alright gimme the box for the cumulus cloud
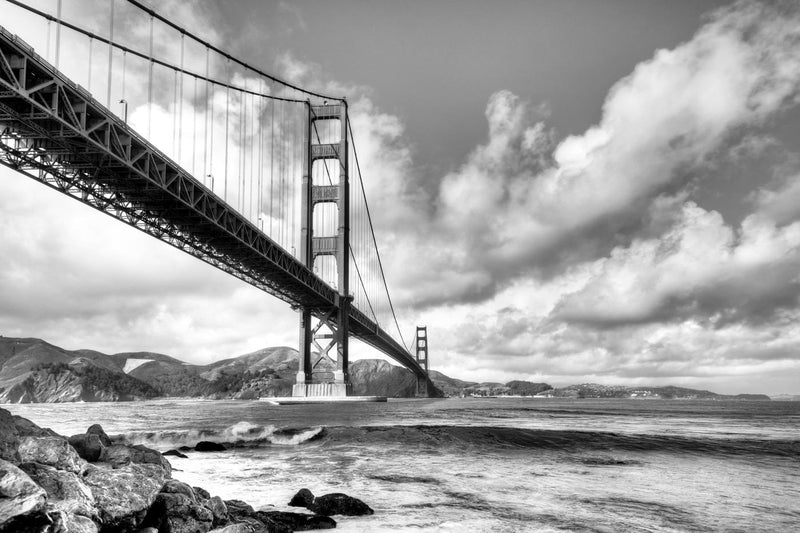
[406,0,800,308]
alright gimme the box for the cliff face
[1,360,160,403]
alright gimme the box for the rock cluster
[0,408,373,532]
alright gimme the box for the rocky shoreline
[0,407,373,532]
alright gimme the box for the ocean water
[4,398,799,532]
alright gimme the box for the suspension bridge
[0,0,436,397]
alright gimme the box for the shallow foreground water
[5,398,799,532]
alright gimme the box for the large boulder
[0,459,47,530]
[142,481,214,533]
[85,425,112,447]
[310,493,373,516]
[68,433,105,463]
[19,462,97,520]
[100,445,171,477]
[47,510,98,533]
[13,416,60,439]
[0,409,20,463]
[287,488,314,509]
[254,510,336,531]
[82,462,167,532]
[17,436,86,474]
[289,489,373,517]
[209,525,255,533]
[194,441,226,452]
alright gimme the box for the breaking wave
[117,421,325,449]
[116,422,799,458]
[319,425,800,457]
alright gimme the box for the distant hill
[0,336,771,402]
[538,383,770,400]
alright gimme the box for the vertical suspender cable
[87,37,93,90]
[178,32,184,164]
[257,80,264,225]
[269,83,275,235]
[106,0,115,108]
[203,47,210,185]
[172,70,178,157]
[192,75,197,176]
[121,50,126,103]
[46,20,51,62]
[239,89,245,212]
[54,0,61,69]
[209,78,215,192]
[147,14,153,138]
[224,59,230,201]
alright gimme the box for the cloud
[552,202,800,327]
[395,0,800,307]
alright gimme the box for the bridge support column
[415,326,430,397]
[293,101,351,398]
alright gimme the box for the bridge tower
[294,102,352,397]
[415,326,430,397]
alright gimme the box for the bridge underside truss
[0,26,431,383]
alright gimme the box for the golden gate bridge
[0,0,434,397]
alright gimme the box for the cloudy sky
[2,0,800,394]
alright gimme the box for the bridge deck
[0,26,427,379]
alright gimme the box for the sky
[2,0,800,394]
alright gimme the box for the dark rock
[85,425,112,447]
[206,496,228,527]
[17,436,86,474]
[255,510,336,531]
[12,415,60,438]
[164,449,189,459]
[19,462,98,520]
[68,433,105,462]
[208,524,255,533]
[288,488,314,508]
[142,490,214,533]
[309,493,374,517]
[160,479,197,502]
[82,462,167,532]
[195,441,226,452]
[223,499,255,520]
[100,444,172,477]
[194,486,211,500]
[178,446,193,452]
[0,409,20,463]
[47,510,98,533]
[0,459,47,530]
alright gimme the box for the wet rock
[178,446,193,452]
[209,524,255,533]
[0,459,47,529]
[68,433,105,463]
[163,449,188,459]
[206,497,228,527]
[193,487,211,500]
[13,416,60,439]
[47,510,98,533]
[100,445,171,477]
[17,436,86,474]
[255,510,336,531]
[194,441,226,452]
[0,409,20,463]
[288,488,314,508]
[85,425,112,447]
[19,462,97,520]
[82,462,167,532]
[223,499,255,520]
[160,480,197,502]
[142,490,213,533]
[310,493,373,517]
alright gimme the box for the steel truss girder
[0,25,430,380]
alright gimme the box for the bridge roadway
[0,26,430,384]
